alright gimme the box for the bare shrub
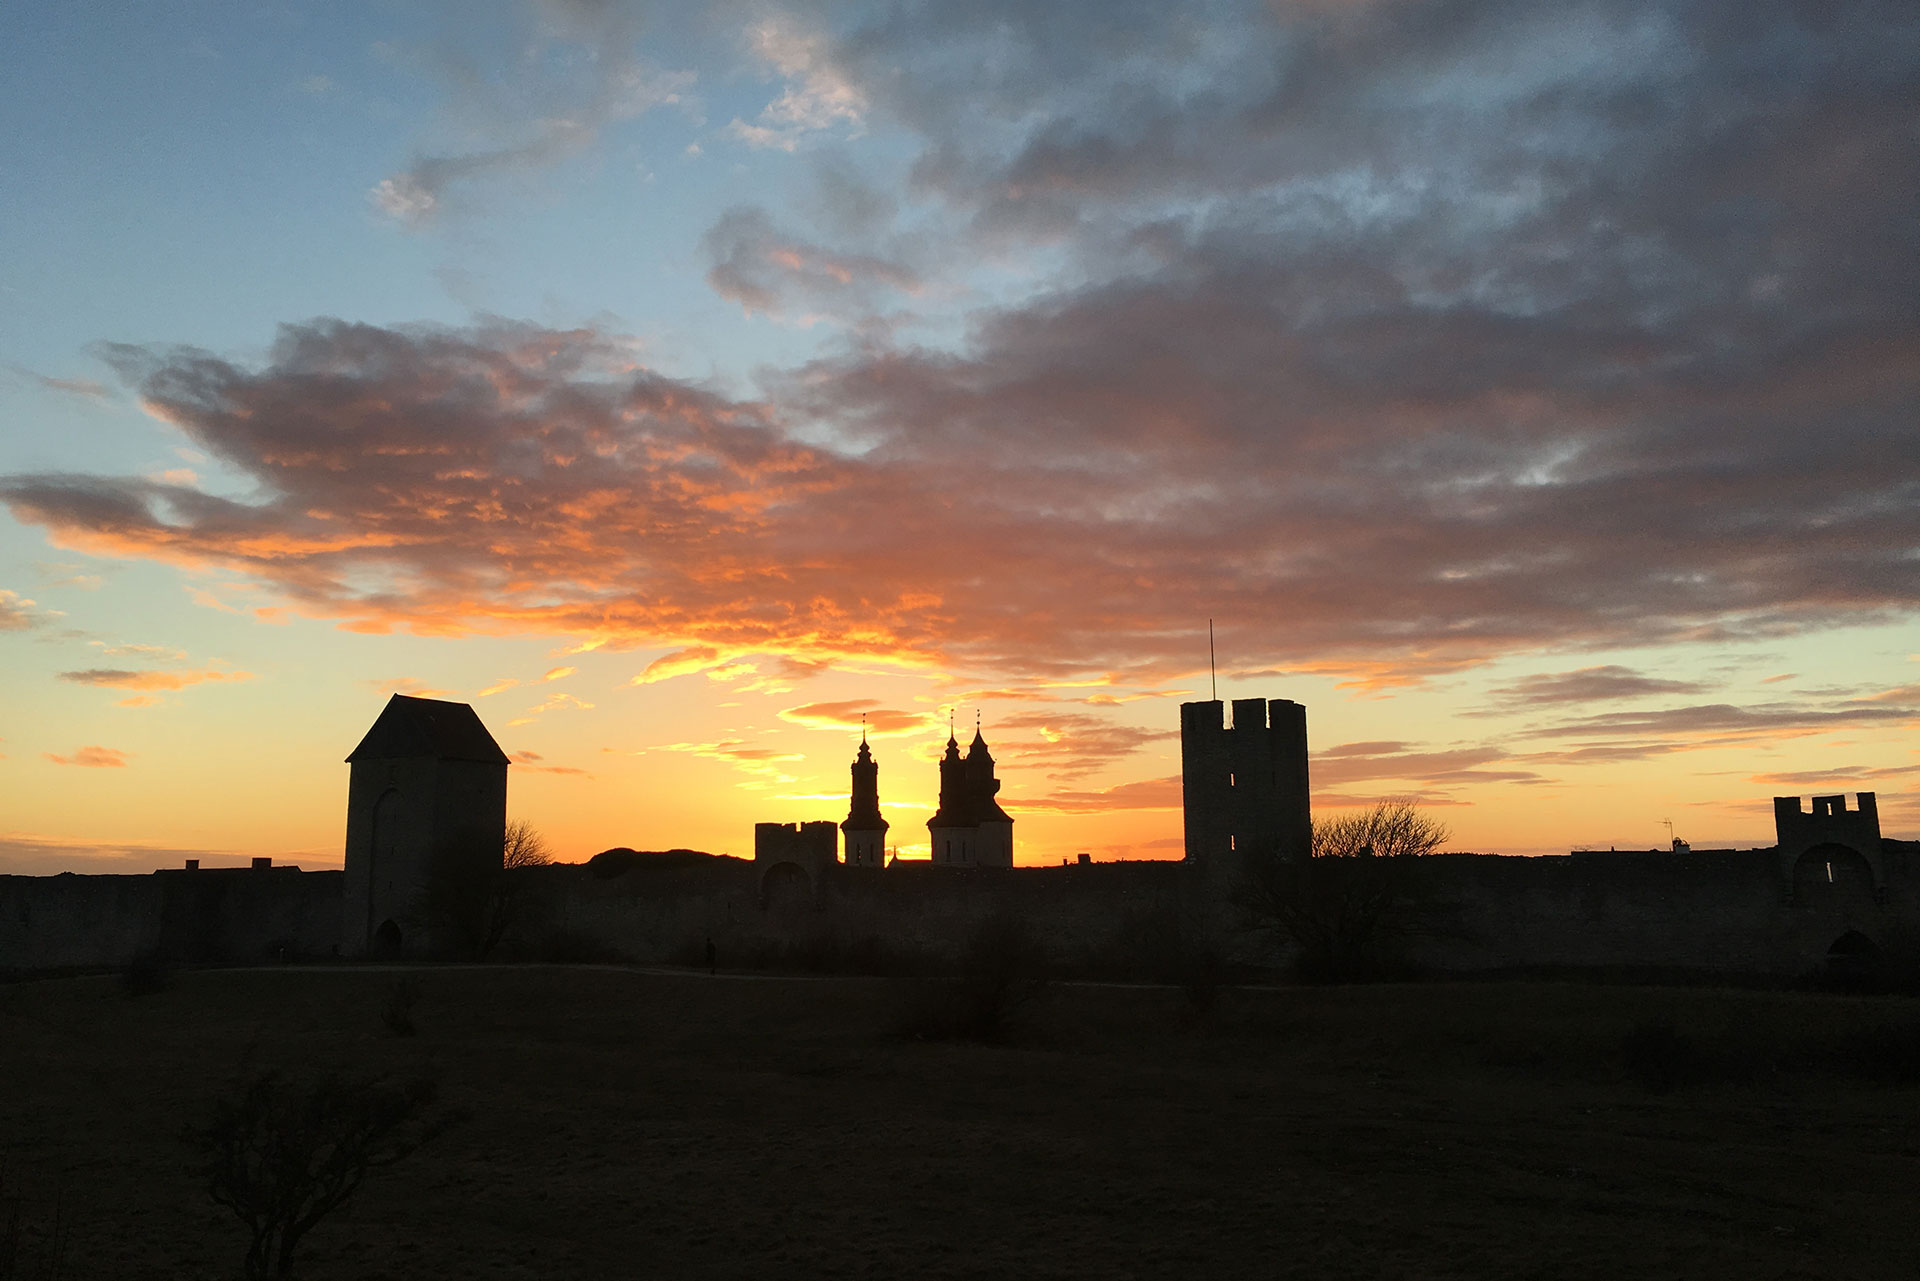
[379,978,418,1038]
[1620,1019,1702,1094]
[899,913,1048,1043]
[1814,1019,1920,1085]
[185,1072,454,1280]
[1173,944,1229,1024]
[1242,801,1449,981]
[119,952,172,999]
[529,927,627,965]
[0,1166,69,1281]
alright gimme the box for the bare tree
[502,818,552,869]
[1312,801,1450,861]
[186,1072,453,1280]
[1242,801,1449,981]
[486,819,553,956]
[413,820,554,958]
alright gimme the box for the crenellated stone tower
[1180,696,1310,888]
[841,731,890,867]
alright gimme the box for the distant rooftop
[346,694,509,765]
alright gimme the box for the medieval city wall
[523,845,1920,978]
[0,869,343,974]
[7,844,1916,979]
[1400,847,1920,976]
[512,858,1193,973]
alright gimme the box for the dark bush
[1620,1019,1702,1093]
[530,928,629,965]
[1174,944,1229,1024]
[379,978,418,1038]
[0,1166,69,1281]
[1819,1020,1920,1084]
[897,914,1048,1043]
[119,953,172,999]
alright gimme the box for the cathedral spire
[842,729,888,867]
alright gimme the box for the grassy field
[2,966,1917,1279]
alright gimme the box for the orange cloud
[651,738,806,788]
[4,311,1912,694]
[508,749,593,777]
[1024,775,1182,814]
[630,646,724,685]
[507,691,595,726]
[46,746,129,768]
[778,699,934,736]
[58,667,252,692]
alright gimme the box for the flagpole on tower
[1209,618,1217,702]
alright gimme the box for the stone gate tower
[1180,697,1310,886]
[842,732,890,867]
[343,694,509,957]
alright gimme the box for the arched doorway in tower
[1824,929,1881,984]
[372,918,403,958]
[758,861,813,921]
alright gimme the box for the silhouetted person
[705,936,716,976]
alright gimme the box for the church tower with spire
[841,728,889,868]
[927,711,1015,868]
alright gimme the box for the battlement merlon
[1773,792,1880,827]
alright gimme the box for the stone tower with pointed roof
[342,693,509,956]
[926,720,1015,868]
[841,731,890,867]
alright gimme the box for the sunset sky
[2,1,1915,873]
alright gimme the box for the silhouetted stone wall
[6,842,1915,979]
[527,844,1920,979]
[1399,846,1919,975]
[0,868,342,973]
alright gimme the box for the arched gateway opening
[373,918,403,958]
[1790,843,1876,903]
[758,861,813,915]
[1825,929,1881,983]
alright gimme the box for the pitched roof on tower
[346,694,510,764]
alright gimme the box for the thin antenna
[1209,618,1217,702]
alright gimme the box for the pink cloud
[59,667,252,693]
[46,746,129,768]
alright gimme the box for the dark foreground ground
[2,966,1917,1279]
